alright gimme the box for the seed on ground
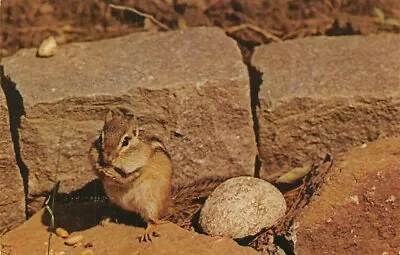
[64,235,84,246]
[55,227,69,238]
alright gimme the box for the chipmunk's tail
[171,176,228,204]
[163,177,229,226]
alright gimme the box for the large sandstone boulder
[0,71,26,233]
[295,138,400,254]
[252,34,400,180]
[1,28,256,210]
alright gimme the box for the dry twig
[109,4,170,31]
[226,23,283,42]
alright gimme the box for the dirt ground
[1,0,400,254]
[295,139,400,254]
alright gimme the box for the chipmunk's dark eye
[122,136,131,147]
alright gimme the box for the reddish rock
[295,138,400,254]
[252,34,400,180]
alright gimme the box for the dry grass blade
[226,23,283,42]
[385,18,400,26]
[109,4,170,31]
[275,166,311,184]
[373,7,386,23]
[276,155,333,234]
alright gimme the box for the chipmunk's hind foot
[137,223,160,242]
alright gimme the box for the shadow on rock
[1,66,29,219]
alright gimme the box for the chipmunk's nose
[103,153,114,165]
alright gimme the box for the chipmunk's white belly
[102,179,140,213]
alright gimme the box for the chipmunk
[88,108,172,242]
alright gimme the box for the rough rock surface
[0,209,259,255]
[295,138,400,254]
[199,176,286,239]
[252,34,400,180]
[1,27,256,208]
[0,73,25,234]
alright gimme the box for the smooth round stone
[199,176,287,239]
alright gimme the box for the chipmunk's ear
[128,115,140,138]
[105,110,113,123]
[118,106,135,119]
[113,106,138,137]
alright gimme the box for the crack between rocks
[228,39,297,254]
[247,63,262,178]
[1,66,29,220]
[229,40,263,179]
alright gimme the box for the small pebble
[38,3,54,15]
[37,36,57,57]
[55,227,69,238]
[64,235,84,246]
[80,249,94,255]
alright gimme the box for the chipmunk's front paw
[137,224,160,242]
[100,216,118,227]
